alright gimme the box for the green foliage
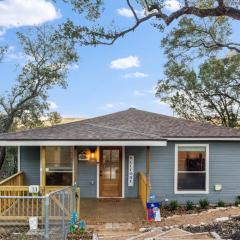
[235,196,240,207]
[217,200,225,207]
[0,26,78,168]
[199,198,209,209]
[235,200,240,207]
[169,200,178,211]
[0,26,78,133]
[161,16,234,62]
[156,54,240,128]
[186,201,194,211]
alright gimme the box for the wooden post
[72,147,78,185]
[146,146,150,204]
[40,146,46,187]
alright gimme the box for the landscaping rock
[214,217,229,222]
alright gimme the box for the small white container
[29,217,38,230]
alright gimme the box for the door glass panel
[111,150,119,162]
[103,150,111,179]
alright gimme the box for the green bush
[235,200,240,207]
[169,200,178,211]
[217,200,225,207]
[199,198,209,209]
[186,201,194,211]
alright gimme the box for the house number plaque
[128,155,134,187]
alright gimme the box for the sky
[0,0,221,118]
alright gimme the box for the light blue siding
[125,147,146,198]
[20,142,240,203]
[77,161,97,198]
[124,142,240,203]
[20,146,40,185]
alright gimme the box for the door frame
[97,146,125,198]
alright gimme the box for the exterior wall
[19,142,240,203]
[77,161,97,198]
[150,141,240,204]
[125,142,240,204]
[20,146,40,185]
[125,147,146,198]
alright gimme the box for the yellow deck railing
[0,171,24,186]
[138,172,150,209]
[0,185,80,221]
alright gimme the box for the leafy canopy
[156,54,240,127]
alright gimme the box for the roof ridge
[129,108,240,131]
[82,122,162,139]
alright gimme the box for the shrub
[199,198,209,209]
[235,200,240,207]
[169,200,178,211]
[217,200,225,207]
[186,201,194,211]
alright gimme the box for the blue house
[1,108,240,204]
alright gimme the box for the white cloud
[110,56,140,69]
[117,8,144,18]
[105,103,115,108]
[164,0,181,11]
[5,45,26,62]
[103,102,126,109]
[0,0,60,33]
[133,90,145,97]
[123,71,148,79]
[48,100,58,110]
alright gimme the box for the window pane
[46,172,72,186]
[178,173,206,190]
[46,147,72,170]
[178,151,205,171]
[103,150,111,179]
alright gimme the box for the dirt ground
[144,207,240,228]
[80,198,240,228]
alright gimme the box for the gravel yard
[183,215,240,240]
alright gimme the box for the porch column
[72,147,78,185]
[40,146,46,187]
[146,146,151,202]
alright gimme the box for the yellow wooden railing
[139,172,150,209]
[0,171,24,186]
[0,185,80,221]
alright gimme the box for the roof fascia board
[167,138,240,141]
[0,140,167,147]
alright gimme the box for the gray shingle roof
[1,108,240,141]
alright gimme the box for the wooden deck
[0,172,80,222]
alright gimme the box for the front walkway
[80,198,145,224]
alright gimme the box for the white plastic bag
[29,217,38,230]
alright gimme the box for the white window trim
[174,144,209,194]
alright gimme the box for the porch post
[72,147,78,185]
[146,146,150,203]
[40,146,46,187]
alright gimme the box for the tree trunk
[0,146,6,170]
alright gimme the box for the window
[45,147,73,186]
[175,144,209,194]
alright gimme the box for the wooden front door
[100,147,122,197]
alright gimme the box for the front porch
[0,145,151,222]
